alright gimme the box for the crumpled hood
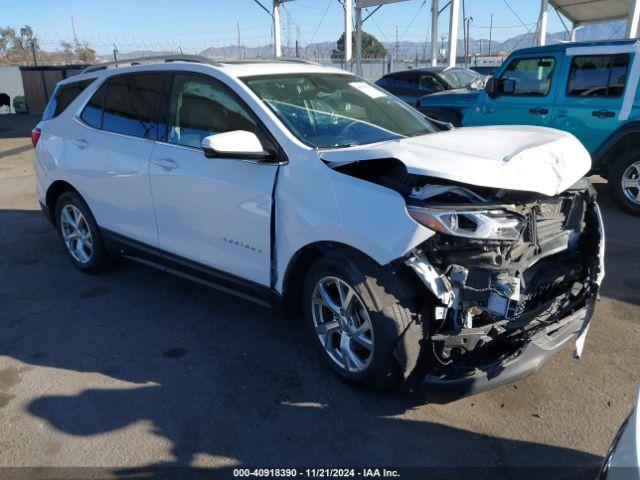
[321,125,591,196]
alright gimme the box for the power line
[306,0,332,47]
[470,22,536,29]
[501,0,533,33]
[399,0,427,41]
[370,15,390,42]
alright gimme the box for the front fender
[274,157,433,292]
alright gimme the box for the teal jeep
[417,40,640,214]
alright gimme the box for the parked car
[416,40,640,215]
[375,67,485,106]
[598,386,640,480]
[33,56,604,401]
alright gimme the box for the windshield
[243,73,436,149]
[438,69,484,89]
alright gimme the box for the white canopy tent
[259,0,640,69]
[538,0,640,45]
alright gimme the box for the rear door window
[102,73,164,139]
[42,79,95,120]
[500,57,556,96]
[80,83,107,128]
[567,54,630,97]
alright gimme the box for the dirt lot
[1,114,639,478]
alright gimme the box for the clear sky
[3,0,570,54]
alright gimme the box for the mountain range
[114,20,628,61]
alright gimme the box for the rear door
[73,72,164,246]
[148,72,278,286]
[553,52,632,154]
[469,54,560,127]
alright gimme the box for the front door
[467,54,560,127]
[149,73,278,286]
[553,51,632,154]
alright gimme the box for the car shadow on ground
[0,209,607,479]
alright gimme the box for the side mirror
[502,79,516,95]
[202,131,273,161]
[486,78,499,98]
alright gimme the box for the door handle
[152,158,179,171]
[592,109,615,118]
[529,107,549,115]
[72,139,89,149]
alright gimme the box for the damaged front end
[402,177,605,401]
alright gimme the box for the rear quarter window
[42,78,95,121]
[80,82,107,129]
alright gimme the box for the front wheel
[303,253,419,390]
[608,149,640,216]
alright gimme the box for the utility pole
[488,14,493,57]
[462,0,467,64]
[464,17,472,66]
[286,9,292,55]
[431,0,439,66]
[395,25,399,62]
[296,26,300,57]
[537,0,548,46]
[30,38,38,66]
[113,44,118,66]
[273,0,282,57]
[237,21,242,59]
[344,0,352,68]
[71,15,81,57]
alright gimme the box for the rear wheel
[303,252,419,390]
[608,149,640,216]
[55,192,111,273]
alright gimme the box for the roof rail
[81,55,222,74]
[220,57,321,66]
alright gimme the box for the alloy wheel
[311,276,374,373]
[60,205,93,264]
[622,161,640,206]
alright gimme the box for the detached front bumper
[412,296,597,403]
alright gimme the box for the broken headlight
[408,207,526,241]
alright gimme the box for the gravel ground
[0,114,639,478]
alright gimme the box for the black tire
[54,191,111,274]
[608,149,640,216]
[302,251,419,390]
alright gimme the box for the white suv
[34,56,605,401]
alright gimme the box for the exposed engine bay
[331,158,604,379]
